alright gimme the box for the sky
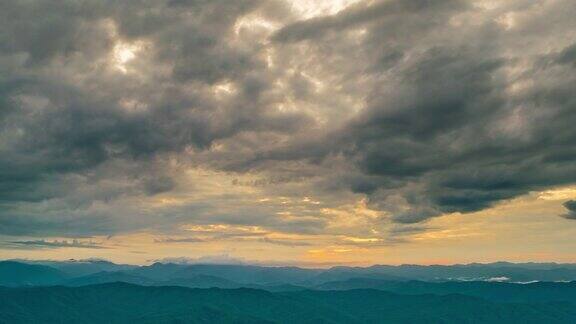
[1,0,576,266]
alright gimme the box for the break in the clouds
[1,0,576,249]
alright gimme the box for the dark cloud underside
[1,0,576,241]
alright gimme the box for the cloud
[154,227,315,247]
[154,237,205,243]
[268,0,576,223]
[258,237,313,247]
[3,239,107,250]
[561,200,576,220]
[1,0,576,245]
[143,176,176,196]
[0,0,309,237]
[272,0,468,43]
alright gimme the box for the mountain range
[5,260,576,322]
[6,260,576,288]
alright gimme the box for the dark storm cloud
[0,0,308,236]
[266,0,576,224]
[2,0,576,240]
[561,200,576,220]
[0,0,297,197]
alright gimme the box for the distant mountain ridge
[6,260,576,288]
[9,259,137,276]
[5,260,576,323]
[0,261,67,287]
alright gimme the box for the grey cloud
[561,200,576,220]
[557,43,576,66]
[144,176,176,196]
[0,0,308,236]
[2,0,576,240]
[0,0,298,200]
[267,0,576,223]
[2,239,106,250]
[272,0,468,43]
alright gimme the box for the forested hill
[1,283,576,324]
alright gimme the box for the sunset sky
[2,0,576,266]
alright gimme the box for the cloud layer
[1,0,576,249]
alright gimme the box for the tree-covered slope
[1,283,576,323]
[0,261,68,287]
